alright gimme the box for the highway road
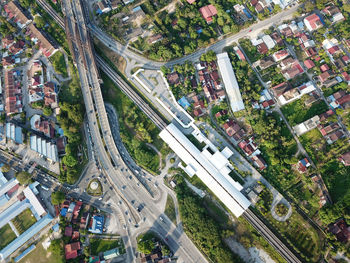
[35,1,303,262]
[60,0,208,262]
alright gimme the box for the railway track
[35,1,303,262]
[243,209,302,263]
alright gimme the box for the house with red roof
[304,59,315,69]
[319,71,331,83]
[298,158,310,173]
[339,152,350,166]
[272,50,289,62]
[199,4,217,23]
[328,45,340,55]
[257,43,268,54]
[186,0,196,4]
[304,14,323,31]
[329,219,350,243]
[320,64,330,72]
[251,155,267,170]
[342,72,350,83]
[65,242,80,260]
[65,226,73,237]
[223,119,242,137]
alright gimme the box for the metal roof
[216,53,245,112]
[160,124,250,217]
[0,214,53,260]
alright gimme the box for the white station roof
[160,124,250,217]
[217,52,245,112]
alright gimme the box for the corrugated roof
[0,214,53,260]
[160,124,250,218]
[216,53,245,112]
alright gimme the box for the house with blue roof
[89,215,104,234]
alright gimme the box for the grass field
[90,238,124,255]
[49,51,68,78]
[12,208,37,234]
[21,242,63,263]
[0,224,17,250]
[164,195,176,224]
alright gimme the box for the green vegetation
[275,203,288,217]
[22,240,64,263]
[1,164,10,173]
[164,195,176,224]
[12,209,37,234]
[49,51,68,78]
[101,72,169,174]
[15,171,32,185]
[255,183,273,216]
[0,17,16,37]
[281,99,329,126]
[31,100,44,109]
[43,106,53,116]
[87,179,103,196]
[137,231,171,257]
[0,224,16,250]
[175,176,244,263]
[57,63,86,184]
[48,239,64,263]
[319,160,350,226]
[164,61,196,100]
[51,191,65,205]
[90,238,124,255]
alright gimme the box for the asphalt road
[60,0,208,262]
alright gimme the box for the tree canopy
[51,191,65,205]
[15,171,32,185]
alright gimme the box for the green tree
[34,16,46,28]
[138,239,154,254]
[51,191,65,205]
[43,106,53,116]
[62,154,78,167]
[16,171,32,185]
[1,164,10,172]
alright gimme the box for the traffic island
[86,179,103,196]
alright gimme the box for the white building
[217,52,245,113]
[262,35,275,49]
[159,124,251,218]
[278,81,316,105]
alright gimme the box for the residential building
[339,152,350,166]
[251,155,267,170]
[326,130,344,144]
[26,24,57,57]
[65,242,80,260]
[216,52,245,112]
[304,14,323,31]
[298,157,310,173]
[199,4,217,23]
[5,123,22,144]
[233,46,245,61]
[29,135,58,162]
[148,34,163,44]
[304,59,315,69]
[329,219,350,243]
[257,42,268,54]
[4,1,32,29]
[255,56,275,70]
[89,215,104,234]
[272,50,289,62]
[96,0,111,13]
[293,115,320,136]
[262,35,275,49]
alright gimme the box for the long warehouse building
[160,123,250,217]
[217,52,245,112]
